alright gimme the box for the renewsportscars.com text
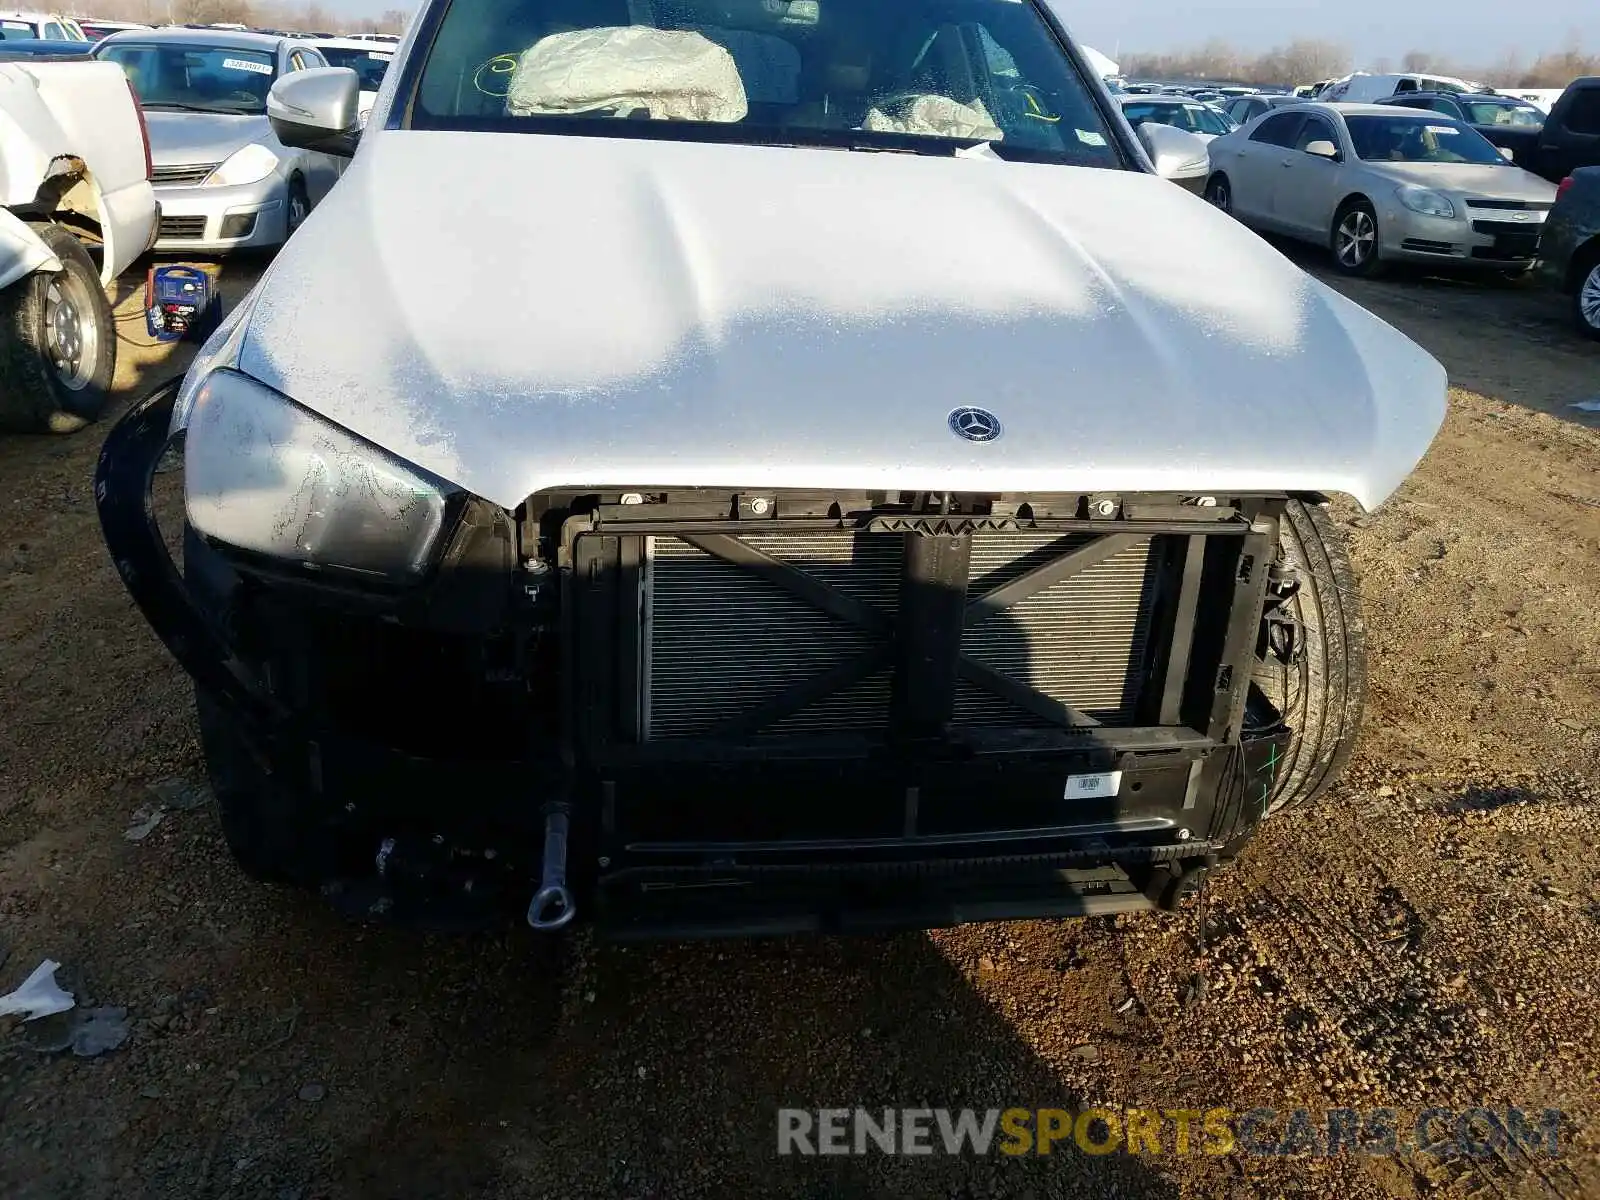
[776,1106,1565,1158]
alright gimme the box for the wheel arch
[1563,234,1600,294]
[1332,191,1375,220]
[31,156,116,284]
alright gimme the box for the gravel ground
[2,251,1599,1200]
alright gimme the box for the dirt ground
[2,249,1599,1200]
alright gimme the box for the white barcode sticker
[1064,770,1122,800]
[221,57,272,75]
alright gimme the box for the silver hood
[237,130,1447,511]
[144,110,266,165]
[1362,160,1558,201]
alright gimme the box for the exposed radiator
[641,531,1159,739]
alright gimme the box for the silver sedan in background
[1203,102,1558,276]
[93,28,348,253]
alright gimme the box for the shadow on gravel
[1441,784,1543,814]
[87,888,1183,1199]
[252,919,1183,1200]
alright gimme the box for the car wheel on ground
[1204,173,1232,214]
[1248,499,1367,816]
[0,222,115,434]
[1330,198,1385,278]
[286,175,310,236]
[1574,255,1600,341]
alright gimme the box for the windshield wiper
[142,101,243,114]
[835,135,1011,159]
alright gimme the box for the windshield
[410,0,1123,167]
[318,44,392,89]
[1461,99,1544,128]
[1123,100,1232,136]
[0,21,40,39]
[98,42,277,114]
[1345,115,1507,165]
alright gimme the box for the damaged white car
[95,0,1446,938]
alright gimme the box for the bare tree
[1482,50,1525,87]
[172,0,254,23]
[1400,50,1434,73]
[1122,38,1351,86]
[1277,39,1352,83]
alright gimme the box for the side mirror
[1136,122,1211,193]
[268,67,361,158]
[1499,145,1516,161]
[1303,139,1339,160]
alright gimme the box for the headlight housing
[184,369,454,579]
[171,293,255,433]
[204,143,280,188]
[1395,185,1456,219]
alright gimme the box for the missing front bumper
[96,391,1293,937]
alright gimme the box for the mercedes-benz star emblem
[948,406,1003,443]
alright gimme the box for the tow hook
[527,801,576,931]
[1155,854,1218,911]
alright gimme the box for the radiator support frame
[550,488,1283,929]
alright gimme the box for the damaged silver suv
[96,0,1447,937]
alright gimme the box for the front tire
[1330,198,1385,278]
[0,223,116,434]
[1574,255,1600,341]
[1252,500,1367,814]
[1205,173,1232,215]
[285,174,310,238]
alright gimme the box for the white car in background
[0,9,87,40]
[95,28,348,252]
[1,47,156,432]
[1322,72,1486,104]
[308,36,393,127]
[1118,94,1237,143]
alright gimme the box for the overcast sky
[1058,0,1598,68]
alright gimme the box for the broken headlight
[184,369,455,579]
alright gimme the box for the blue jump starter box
[144,265,221,343]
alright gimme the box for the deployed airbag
[506,27,748,123]
[862,94,1004,141]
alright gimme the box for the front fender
[0,206,61,291]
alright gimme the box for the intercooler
[641,531,1160,739]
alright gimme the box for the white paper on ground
[0,959,77,1021]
